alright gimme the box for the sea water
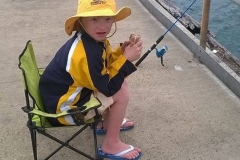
[170,0,240,60]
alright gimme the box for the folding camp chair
[18,41,104,160]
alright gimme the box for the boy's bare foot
[101,141,141,159]
[121,118,134,128]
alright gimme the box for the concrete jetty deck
[0,0,240,159]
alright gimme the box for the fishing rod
[135,0,197,66]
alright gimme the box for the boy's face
[81,16,114,41]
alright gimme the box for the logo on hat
[91,0,106,5]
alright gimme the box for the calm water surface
[170,0,240,59]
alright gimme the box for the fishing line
[135,0,197,66]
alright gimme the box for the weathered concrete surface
[0,0,240,160]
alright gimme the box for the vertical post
[200,0,211,50]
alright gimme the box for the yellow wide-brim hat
[65,0,131,35]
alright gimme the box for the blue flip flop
[96,118,134,135]
[98,145,142,160]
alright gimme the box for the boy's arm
[108,42,124,64]
[109,45,123,64]
[84,52,136,97]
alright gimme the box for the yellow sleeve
[105,40,124,65]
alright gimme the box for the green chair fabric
[18,41,103,160]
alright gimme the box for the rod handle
[135,50,151,66]
[135,35,164,66]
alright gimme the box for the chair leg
[29,128,37,160]
[38,124,97,160]
[92,123,104,160]
[93,124,98,157]
[29,123,104,160]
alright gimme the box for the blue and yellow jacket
[39,32,137,125]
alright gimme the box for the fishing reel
[155,46,168,66]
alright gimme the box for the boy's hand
[129,34,141,46]
[121,34,141,51]
[123,35,143,62]
[121,40,131,52]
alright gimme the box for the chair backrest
[18,41,45,114]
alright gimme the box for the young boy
[39,0,142,159]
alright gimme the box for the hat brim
[65,7,131,35]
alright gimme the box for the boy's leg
[101,80,141,159]
[98,81,134,130]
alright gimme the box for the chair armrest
[68,96,101,114]
[23,96,102,118]
[27,108,69,118]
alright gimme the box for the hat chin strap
[106,19,117,38]
[78,19,86,33]
[77,18,117,40]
